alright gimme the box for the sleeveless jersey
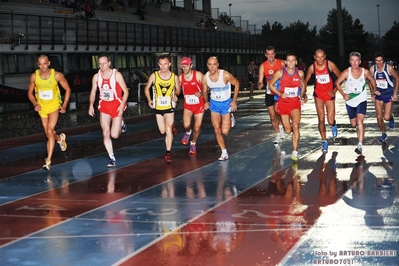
[345,67,367,107]
[97,69,123,106]
[181,70,204,106]
[159,220,183,253]
[373,63,394,97]
[206,70,231,102]
[248,64,256,76]
[262,59,284,95]
[34,69,62,110]
[153,71,176,110]
[314,60,334,92]
[212,221,237,252]
[279,67,302,104]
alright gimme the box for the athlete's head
[373,52,385,68]
[373,52,385,61]
[180,57,192,67]
[314,49,326,65]
[180,57,192,74]
[265,46,277,62]
[349,51,361,61]
[158,55,171,73]
[349,52,361,68]
[285,53,297,69]
[206,56,219,74]
[37,54,51,72]
[98,54,112,71]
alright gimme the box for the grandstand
[0,0,279,113]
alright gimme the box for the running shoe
[181,132,191,145]
[42,158,51,171]
[172,124,177,135]
[107,157,116,167]
[280,150,285,168]
[279,125,285,139]
[292,161,298,170]
[121,120,127,133]
[291,151,298,161]
[389,114,395,129]
[165,153,172,163]
[322,140,328,153]
[331,124,338,138]
[354,144,362,155]
[189,143,196,154]
[231,113,235,128]
[57,133,67,151]
[218,152,229,161]
[273,135,280,145]
[379,133,387,144]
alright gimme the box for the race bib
[38,89,53,100]
[157,96,171,107]
[211,90,230,102]
[99,89,115,101]
[285,87,299,98]
[316,74,330,84]
[185,94,200,105]
[376,79,388,89]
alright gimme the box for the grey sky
[213,0,399,36]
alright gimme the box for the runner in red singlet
[304,49,341,153]
[269,53,306,161]
[257,46,286,144]
[89,54,129,167]
[179,57,205,154]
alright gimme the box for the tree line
[260,8,398,66]
[220,8,398,66]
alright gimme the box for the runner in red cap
[179,57,205,154]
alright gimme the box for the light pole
[377,4,381,50]
[229,3,232,17]
[377,4,381,39]
[336,0,345,69]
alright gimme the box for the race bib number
[157,96,171,107]
[99,89,115,101]
[285,87,299,98]
[316,74,330,84]
[211,90,230,102]
[185,94,200,105]
[38,89,53,100]
[376,79,388,89]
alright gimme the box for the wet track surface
[0,88,398,265]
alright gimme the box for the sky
[213,0,399,36]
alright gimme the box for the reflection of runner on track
[209,161,244,266]
[267,163,312,257]
[342,156,395,228]
[304,152,344,211]
[179,57,205,155]
[185,157,212,258]
[157,221,186,265]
